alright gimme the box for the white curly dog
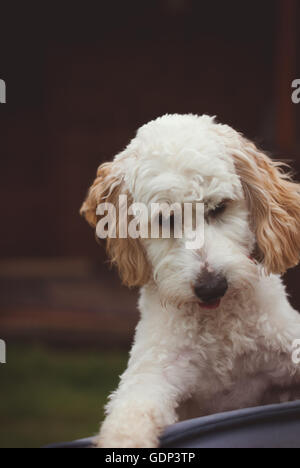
[81,114,300,448]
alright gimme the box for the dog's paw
[97,405,165,448]
[96,438,159,449]
[96,429,159,448]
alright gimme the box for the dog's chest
[178,372,270,420]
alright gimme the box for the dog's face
[81,114,300,309]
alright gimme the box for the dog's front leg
[97,343,196,448]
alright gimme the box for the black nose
[194,271,228,303]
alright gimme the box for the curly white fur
[81,114,300,448]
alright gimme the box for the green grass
[0,345,128,448]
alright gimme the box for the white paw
[96,434,159,449]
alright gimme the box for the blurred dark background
[0,0,299,447]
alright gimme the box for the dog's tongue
[199,299,221,310]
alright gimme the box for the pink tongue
[199,299,221,310]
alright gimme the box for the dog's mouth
[198,299,222,310]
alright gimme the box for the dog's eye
[209,202,227,218]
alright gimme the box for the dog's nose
[194,271,228,303]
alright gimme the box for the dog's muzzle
[194,270,228,309]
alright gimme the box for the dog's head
[81,114,300,309]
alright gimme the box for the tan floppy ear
[80,162,151,287]
[80,162,115,228]
[233,137,300,275]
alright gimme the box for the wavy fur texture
[81,114,300,448]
